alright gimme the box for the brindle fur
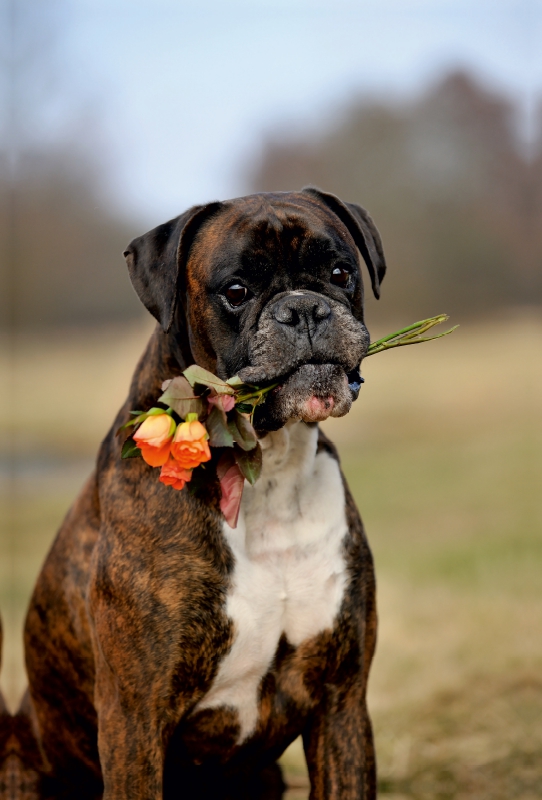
[17,189,385,800]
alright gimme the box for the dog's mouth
[243,362,364,430]
[270,365,363,410]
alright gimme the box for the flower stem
[366,315,458,356]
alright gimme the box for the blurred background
[1,1,541,797]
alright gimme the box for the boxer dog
[22,188,386,800]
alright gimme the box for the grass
[1,311,540,798]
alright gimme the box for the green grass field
[1,313,540,799]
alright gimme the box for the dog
[22,187,386,800]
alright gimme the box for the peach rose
[159,457,193,491]
[133,412,176,467]
[170,417,211,470]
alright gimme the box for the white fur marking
[196,422,348,741]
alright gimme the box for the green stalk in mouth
[366,314,458,357]
[235,314,458,406]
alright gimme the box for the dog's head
[124,189,386,430]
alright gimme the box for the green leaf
[186,464,209,496]
[225,375,245,388]
[121,438,141,459]
[206,406,234,447]
[228,411,257,451]
[234,443,262,485]
[159,376,204,418]
[183,365,234,394]
[116,411,149,435]
[117,406,172,437]
[235,402,254,414]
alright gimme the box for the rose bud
[159,457,193,491]
[207,393,236,413]
[170,415,211,470]
[133,411,176,467]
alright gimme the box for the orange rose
[159,457,192,490]
[133,411,176,467]
[170,416,211,470]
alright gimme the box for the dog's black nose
[272,293,331,328]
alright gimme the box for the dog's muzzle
[239,291,369,430]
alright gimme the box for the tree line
[244,71,541,324]
[3,70,540,329]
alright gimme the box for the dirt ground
[1,311,540,798]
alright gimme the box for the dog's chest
[196,422,348,741]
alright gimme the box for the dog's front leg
[94,649,168,800]
[89,553,178,800]
[302,681,376,800]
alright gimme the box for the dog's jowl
[22,188,386,800]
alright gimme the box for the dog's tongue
[300,395,335,422]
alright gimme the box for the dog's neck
[233,421,322,554]
[258,420,317,490]
[128,325,193,410]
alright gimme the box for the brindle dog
[21,188,386,800]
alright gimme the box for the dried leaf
[217,453,245,528]
[159,375,203,418]
[234,443,262,486]
[228,411,258,451]
[206,406,234,447]
[183,365,234,394]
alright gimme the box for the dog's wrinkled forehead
[124,189,385,330]
[190,195,360,291]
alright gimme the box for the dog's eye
[224,283,249,307]
[330,265,352,289]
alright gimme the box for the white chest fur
[196,421,349,742]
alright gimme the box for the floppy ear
[302,187,386,299]
[124,202,223,331]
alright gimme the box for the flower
[217,458,244,529]
[207,393,236,413]
[170,414,211,469]
[133,411,176,467]
[159,457,193,490]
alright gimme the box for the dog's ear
[302,187,386,299]
[124,202,223,331]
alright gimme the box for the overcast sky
[13,0,542,224]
